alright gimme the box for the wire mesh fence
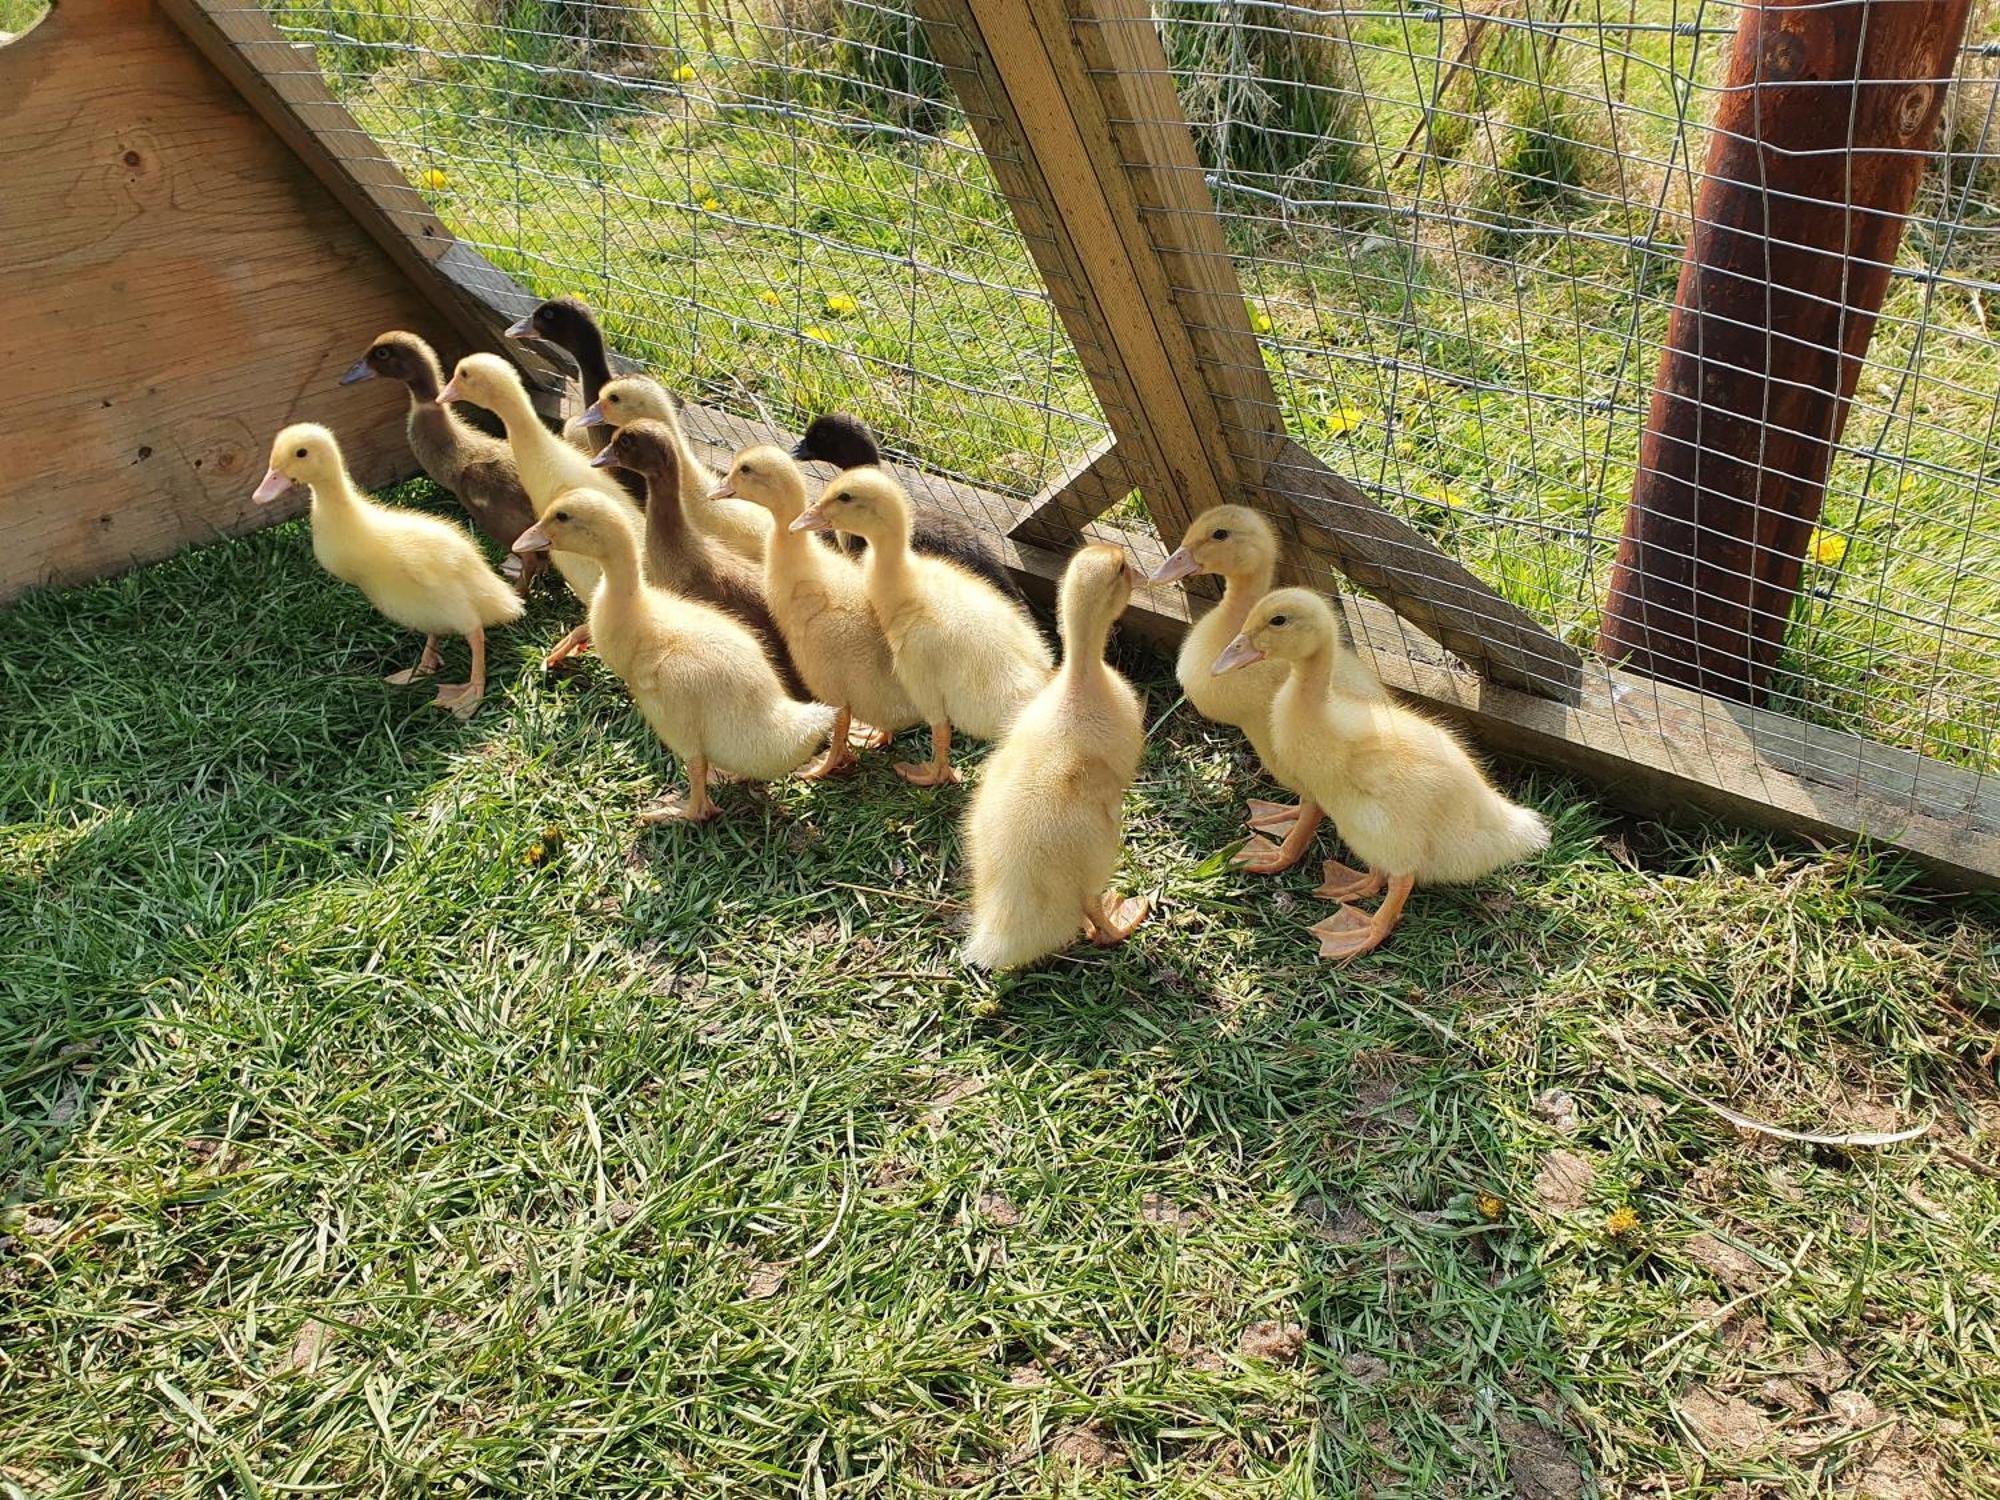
[129,0,2000,791]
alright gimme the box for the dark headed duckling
[791,412,1029,610]
[504,294,646,500]
[340,331,547,595]
[594,421,807,698]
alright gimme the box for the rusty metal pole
[1597,0,1970,701]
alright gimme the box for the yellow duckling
[253,423,522,718]
[712,444,921,778]
[792,468,1052,785]
[436,353,638,666]
[584,375,770,564]
[513,490,837,823]
[1214,588,1548,960]
[962,544,1150,969]
[1151,505,1380,874]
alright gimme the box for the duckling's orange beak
[790,504,833,534]
[578,401,605,427]
[709,477,739,500]
[251,468,292,505]
[588,445,618,469]
[435,377,463,406]
[503,314,539,340]
[1149,547,1201,584]
[337,357,375,386]
[1211,634,1264,674]
[513,522,553,553]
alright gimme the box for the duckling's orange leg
[895,723,962,786]
[1246,798,1306,833]
[1314,859,1386,903]
[543,623,593,669]
[800,707,860,780]
[1308,872,1414,961]
[639,758,724,824]
[434,628,488,719]
[385,635,442,686]
[1233,804,1325,875]
[1082,891,1150,947]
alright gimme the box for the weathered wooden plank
[1600,0,1974,700]
[1266,440,1584,700]
[0,0,455,601]
[1007,436,1133,550]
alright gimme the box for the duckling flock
[257,295,1547,969]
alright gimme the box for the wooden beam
[1599,0,1974,700]
[1266,441,1583,699]
[1007,436,1133,550]
[924,0,1579,699]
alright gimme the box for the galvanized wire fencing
[248,0,1993,815]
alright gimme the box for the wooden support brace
[1008,436,1133,550]
[925,0,1581,699]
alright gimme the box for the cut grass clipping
[3,481,1998,1495]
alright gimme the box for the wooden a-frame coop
[2,0,1994,886]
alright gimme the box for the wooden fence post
[1598,0,1972,701]
[918,0,1582,698]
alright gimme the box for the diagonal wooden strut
[918,0,1581,701]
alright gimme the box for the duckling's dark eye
[554,509,572,523]
[295,447,308,459]
[1211,528,1228,541]
[740,463,756,475]
[835,491,852,504]
[607,393,620,404]
[1270,613,1289,627]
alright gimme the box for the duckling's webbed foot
[1314,859,1385,903]
[433,682,483,718]
[1245,798,1305,834]
[543,623,593,669]
[638,790,722,824]
[385,635,442,686]
[1233,805,1325,875]
[1306,872,1413,962]
[894,722,960,786]
[1083,892,1149,946]
[850,722,894,750]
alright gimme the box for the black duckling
[790,412,1028,609]
[504,295,645,501]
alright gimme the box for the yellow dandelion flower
[671,63,696,83]
[418,167,449,192]
[1809,529,1849,567]
[1321,404,1368,437]
[824,293,859,317]
[803,325,832,343]
[1604,1205,1640,1237]
[1250,310,1274,335]
[1475,1191,1505,1222]
[522,843,547,869]
[700,196,721,213]
[758,288,783,308]
[1420,481,1469,511]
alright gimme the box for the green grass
[4,489,1999,1495]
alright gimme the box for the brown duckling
[592,421,806,697]
[791,412,1030,611]
[341,331,547,596]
